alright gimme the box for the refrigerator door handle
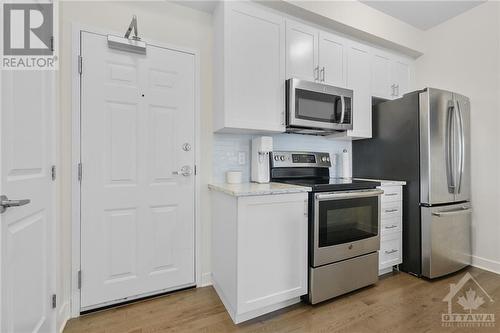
[446,101,456,193]
[455,98,465,194]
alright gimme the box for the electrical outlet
[238,152,246,165]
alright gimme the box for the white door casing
[0,70,56,332]
[80,32,195,309]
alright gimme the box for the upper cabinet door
[226,2,286,132]
[371,50,392,99]
[285,19,318,81]
[391,58,411,98]
[346,42,372,139]
[318,31,347,87]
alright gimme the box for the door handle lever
[172,165,192,177]
[0,195,30,213]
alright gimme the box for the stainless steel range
[270,151,382,304]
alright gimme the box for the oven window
[318,196,378,247]
[295,89,340,123]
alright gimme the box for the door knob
[182,143,192,152]
[0,195,30,214]
[172,165,192,177]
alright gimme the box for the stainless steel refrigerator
[353,88,471,278]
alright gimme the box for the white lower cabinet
[211,191,308,323]
[379,185,403,275]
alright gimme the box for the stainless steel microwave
[286,78,353,135]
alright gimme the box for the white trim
[200,272,213,287]
[472,255,500,275]
[57,301,70,333]
[71,23,201,318]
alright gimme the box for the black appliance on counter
[270,151,382,304]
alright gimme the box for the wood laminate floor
[64,267,500,333]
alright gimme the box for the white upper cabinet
[391,58,411,98]
[285,20,318,81]
[318,31,347,87]
[285,20,347,87]
[213,1,286,133]
[346,42,372,139]
[371,49,412,100]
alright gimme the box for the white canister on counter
[226,170,243,184]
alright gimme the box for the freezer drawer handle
[432,207,472,217]
[384,249,398,254]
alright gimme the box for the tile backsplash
[212,133,352,183]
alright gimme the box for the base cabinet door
[237,193,308,314]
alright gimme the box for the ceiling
[360,1,485,30]
[173,1,218,13]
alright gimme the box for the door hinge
[194,165,197,175]
[50,36,54,52]
[77,270,82,289]
[78,163,82,182]
[78,55,83,75]
[51,294,57,309]
[51,165,56,181]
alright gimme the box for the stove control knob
[321,156,327,162]
[280,155,286,161]
[326,157,330,162]
[274,155,279,161]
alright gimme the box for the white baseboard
[200,272,212,287]
[57,301,71,333]
[472,255,500,275]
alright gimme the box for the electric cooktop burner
[278,178,380,192]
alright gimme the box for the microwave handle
[339,96,346,124]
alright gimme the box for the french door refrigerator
[353,88,471,278]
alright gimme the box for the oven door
[313,189,382,267]
[287,78,353,131]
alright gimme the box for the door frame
[70,24,201,317]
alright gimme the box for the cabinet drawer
[381,216,401,235]
[380,186,402,202]
[381,201,402,219]
[379,234,402,269]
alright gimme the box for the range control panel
[270,151,331,168]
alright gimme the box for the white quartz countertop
[355,178,407,186]
[208,182,312,197]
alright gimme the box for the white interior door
[80,32,195,309]
[0,70,55,332]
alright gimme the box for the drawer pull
[385,249,398,254]
[385,193,398,196]
[385,209,398,213]
[385,225,398,229]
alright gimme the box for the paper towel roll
[341,149,352,179]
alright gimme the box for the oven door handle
[315,189,384,201]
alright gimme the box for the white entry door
[0,70,55,332]
[80,32,196,309]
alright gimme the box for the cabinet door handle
[385,208,398,213]
[281,111,285,125]
[314,66,319,81]
[385,249,398,254]
[391,84,396,96]
[320,67,325,82]
[385,193,398,196]
[396,84,400,96]
[304,199,308,216]
[385,225,398,229]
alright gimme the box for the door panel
[371,51,391,99]
[285,19,317,81]
[419,88,456,205]
[318,31,346,87]
[421,203,471,278]
[81,32,195,309]
[391,59,410,98]
[1,70,55,332]
[453,93,471,202]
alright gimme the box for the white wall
[416,2,500,273]
[57,1,212,329]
